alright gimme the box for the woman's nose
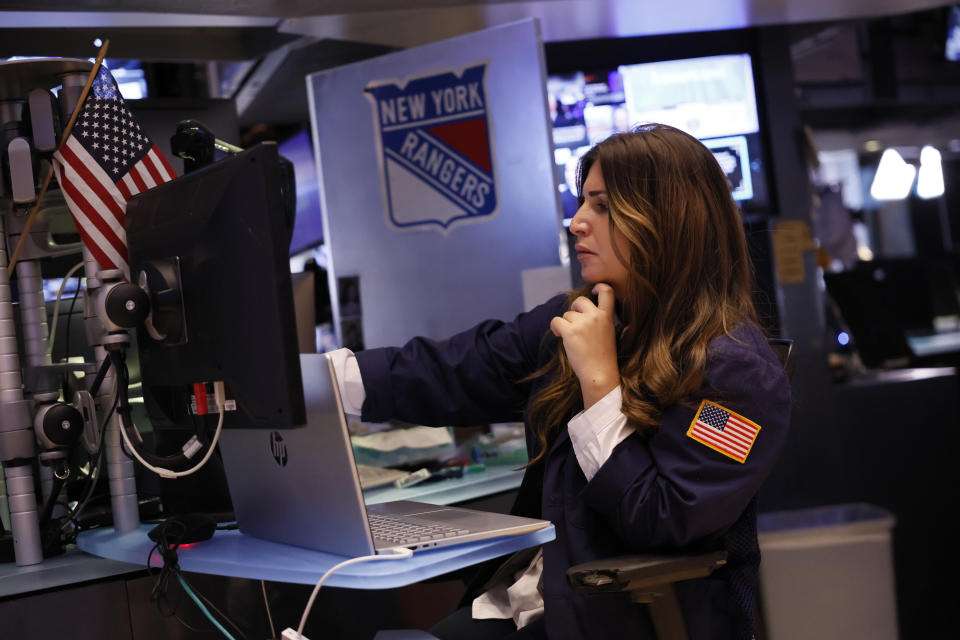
[569,206,588,236]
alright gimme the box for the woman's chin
[577,266,595,281]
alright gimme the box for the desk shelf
[364,466,524,506]
[78,523,554,589]
[0,547,142,598]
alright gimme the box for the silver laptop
[217,353,550,557]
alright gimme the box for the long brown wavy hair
[525,124,759,466]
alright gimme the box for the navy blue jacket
[356,294,790,639]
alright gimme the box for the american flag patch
[686,400,760,463]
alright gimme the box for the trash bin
[757,503,898,640]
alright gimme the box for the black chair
[566,337,795,640]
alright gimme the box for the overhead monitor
[547,53,770,224]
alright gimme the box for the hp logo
[270,431,288,467]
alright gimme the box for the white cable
[46,261,86,356]
[293,547,414,638]
[261,580,276,640]
[118,380,227,479]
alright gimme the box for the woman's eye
[595,201,609,212]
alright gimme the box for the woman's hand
[550,283,620,409]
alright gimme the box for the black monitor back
[824,258,960,368]
[126,142,306,430]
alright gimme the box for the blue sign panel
[307,20,563,348]
[365,63,498,231]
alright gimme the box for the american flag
[686,400,760,464]
[52,67,177,276]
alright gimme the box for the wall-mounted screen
[279,128,325,255]
[547,53,770,224]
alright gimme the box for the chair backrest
[767,338,796,381]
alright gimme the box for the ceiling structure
[789,10,960,155]
[1,0,958,143]
[1,0,954,51]
[275,0,956,48]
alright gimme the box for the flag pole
[6,39,111,277]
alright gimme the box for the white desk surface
[77,523,554,589]
[3,465,528,596]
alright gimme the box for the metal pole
[55,68,140,535]
[0,473,9,531]
[15,261,49,375]
[15,259,69,519]
[81,247,139,533]
[0,214,43,565]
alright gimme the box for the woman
[332,124,791,639]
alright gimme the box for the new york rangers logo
[365,63,498,231]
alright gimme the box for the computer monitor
[823,258,960,368]
[547,52,771,224]
[278,128,324,255]
[125,142,306,431]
